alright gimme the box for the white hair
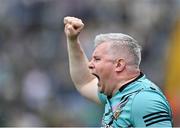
[94,33,142,66]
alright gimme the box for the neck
[112,70,140,96]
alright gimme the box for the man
[64,16,173,127]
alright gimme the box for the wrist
[67,36,79,43]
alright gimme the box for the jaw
[92,73,114,96]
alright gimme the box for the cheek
[99,64,114,78]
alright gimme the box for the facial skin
[89,41,140,97]
[88,42,120,96]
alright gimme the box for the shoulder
[130,89,172,127]
[131,89,165,110]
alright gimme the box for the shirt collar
[119,72,144,92]
[107,72,144,99]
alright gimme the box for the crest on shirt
[102,89,143,127]
[113,109,121,119]
[112,89,143,120]
[112,97,129,120]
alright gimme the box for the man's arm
[64,16,101,104]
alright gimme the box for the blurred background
[0,0,179,126]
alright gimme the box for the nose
[88,60,94,70]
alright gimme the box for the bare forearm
[67,38,95,89]
[64,16,100,104]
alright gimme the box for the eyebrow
[93,55,101,58]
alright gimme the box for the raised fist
[64,16,84,40]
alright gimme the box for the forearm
[67,38,95,89]
[64,16,100,104]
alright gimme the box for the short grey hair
[94,33,142,66]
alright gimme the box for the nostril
[88,61,93,69]
[88,65,93,69]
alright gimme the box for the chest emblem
[113,109,121,120]
[112,97,129,119]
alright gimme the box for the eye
[94,58,101,61]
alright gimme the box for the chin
[99,89,109,95]
[98,84,108,95]
[98,87,104,94]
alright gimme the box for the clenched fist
[64,16,84,40]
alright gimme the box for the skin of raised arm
[64,16,100,104]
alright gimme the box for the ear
[115,59,126,72]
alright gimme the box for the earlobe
[115,59,126,72]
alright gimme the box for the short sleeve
[98,91,107,104]
[131,90,173,127]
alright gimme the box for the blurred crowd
[0,0,179,126]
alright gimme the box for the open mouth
[92,73,100,80]
[92,73,101,87]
